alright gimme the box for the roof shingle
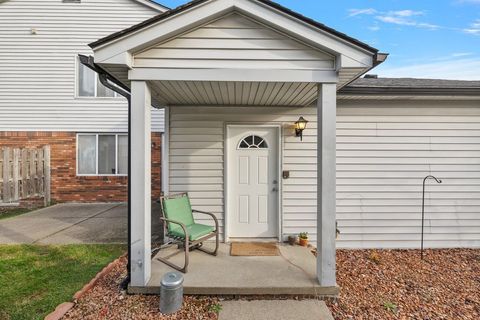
[348,77,480,89]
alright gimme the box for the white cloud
[463,19,480,35]
[389,10,424,17]
[375,10,440,29]
[416,23,441,30]
[376,58,480,80]
[348,8,377,17]
[451,52,474,57]
[376,15,415,25]
[456,0,480,4]
[348,8,439,30]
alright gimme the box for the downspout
[78,55,132,288]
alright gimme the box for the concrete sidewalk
[0,203,127,244]
[219,300,334,320]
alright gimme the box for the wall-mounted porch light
[295,116,308,141]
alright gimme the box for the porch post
[316,83,337,287]
[130,81,152,287]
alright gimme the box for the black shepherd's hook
[421,175,442,260]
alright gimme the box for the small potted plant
[287,234,297,245]
[298,232,309,247]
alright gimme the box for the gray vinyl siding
[135,13,335,71]
[337,100,480,249]
[0,0,164,132]
[169,102,480,249]
[168,106,318,239]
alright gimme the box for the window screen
[77,134,127,175]
[117,135,128,175]
[78,135,96,174]
[77,59,117,97]
[98,135,116,174]
[78,62,95,97]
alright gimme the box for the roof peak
[90,0,379,54]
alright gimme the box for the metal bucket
[159,272,184,314]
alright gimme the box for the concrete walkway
[0,203,128,244]
[219,300,334,320]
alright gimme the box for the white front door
[227,126,279,238]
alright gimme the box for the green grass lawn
[0,244,126,320]
[0,207,34,220]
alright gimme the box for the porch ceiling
[148,80,318,106]
[102,64,368,107]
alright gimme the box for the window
[77,134,127,175]
[77,59,118,97]
[238,135,268,149]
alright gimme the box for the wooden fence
[0,146,51,206]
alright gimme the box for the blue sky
[154,0,480,80]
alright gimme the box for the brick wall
[0,132,162,202]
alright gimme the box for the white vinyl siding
[135,13,335,71]
[0,0,164,132]
[169,102,480,249]
[168,106,318,240]
[336,100,480,249]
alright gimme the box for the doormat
[230,242,279,256]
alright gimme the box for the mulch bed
[62,249,479,319]
[62,256,219,320]
[327,249,480,319]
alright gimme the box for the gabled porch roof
[87,0,386,290]
[89,0,387,107]
[91,0,378,54]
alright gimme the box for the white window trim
[76,133,128,177]
[75,56,122,99]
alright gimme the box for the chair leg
[156,238,189,273]
[196,232,219,256]
[156,254,188,274]
[184,237,189,273]
[214,231,219,255]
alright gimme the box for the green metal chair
[158,193,219,273]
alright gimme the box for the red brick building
[0,132,162,202]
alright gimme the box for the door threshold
[228,237,280,243]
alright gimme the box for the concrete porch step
[129,243,339,296]
[218,300,334,320]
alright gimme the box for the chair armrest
[192,209,219,231]
[160,217,189,240]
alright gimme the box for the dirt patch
[327,249,480,319]
[62,257,220,320]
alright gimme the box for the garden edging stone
[43,255,125,320]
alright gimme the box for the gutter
[78,55,132,289]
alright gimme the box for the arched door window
[238,135,268,149]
